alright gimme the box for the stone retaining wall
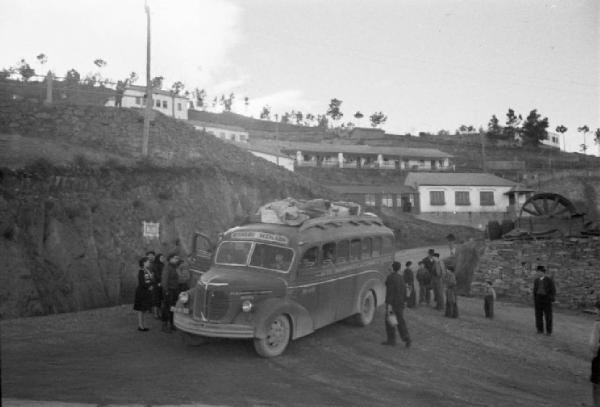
[474,238,600,309]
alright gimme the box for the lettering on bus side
[231,231,289,245]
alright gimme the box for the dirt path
[1,245,594,407]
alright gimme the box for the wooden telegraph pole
[142,0,152,156]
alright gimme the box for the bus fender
[252,298,313,340]
[355,277,385,313]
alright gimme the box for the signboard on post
[143,222,160,239]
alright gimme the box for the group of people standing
[133,251,189,333]
[383,248,497,348]
[415,248,461,318]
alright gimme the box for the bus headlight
[241,300,253,312]
[179,292,189,304]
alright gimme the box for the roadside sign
[143,222,160,239]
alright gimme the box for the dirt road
[1,246,593,406]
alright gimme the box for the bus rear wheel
[353,290,376,326]
[253,314,291,357]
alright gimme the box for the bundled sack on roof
[255,197,363,225]
[256,197,309,225]
[330,201,361,216]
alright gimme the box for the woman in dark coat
[152,253,166,319]
[133,256,154,331]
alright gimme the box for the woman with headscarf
[133,256,155,331]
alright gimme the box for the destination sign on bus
[231,231,289,245]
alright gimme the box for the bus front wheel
[353,290,376,326]
[253,314,291,357]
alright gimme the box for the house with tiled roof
[404,172,532,228]
[271,141,453,171]
[105,85,189,119]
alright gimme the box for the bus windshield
[215,241,294,272]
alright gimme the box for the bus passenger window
[350,239,362,261]
[372,236,382,257]
[300,247,318,269]
[362,238,372,258]
[382,236,394,254]
[322,242,336,265]
[337,240,349,263]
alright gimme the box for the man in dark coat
[533,265,556,336]
[382,261,411,348]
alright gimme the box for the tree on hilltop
[578,125,590,153]
[486,115,502,140]
[555,125,567,150]
[520,109,549,147]
[503,108,522,141]
[260,105,271,120]
[369,111,387,128]
[151,76,164,89]
[326,98,343,124]
[17,59,35,81]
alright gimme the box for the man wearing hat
[533,265,556,336]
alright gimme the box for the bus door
[293,245,329,331]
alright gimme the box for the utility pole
[275,121,280,166]
[142,0,152,157]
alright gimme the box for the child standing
[484,280,496,318]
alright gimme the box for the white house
[105,85,189,120]
[404,172,532,228]
[274,142,452,170]
[189,121,249,143]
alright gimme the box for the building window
[430,191,445,206]
[480,191,495,206]
[365,194,376,207]
[455,191,470,206]
[177,103,182,111]
[155,100,161,108]
[381,194,393,207]
[135,97,141,105]
[162,100,168,108]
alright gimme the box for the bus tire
[353,289,376,326]
[253,314,291,358]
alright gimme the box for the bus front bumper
[173,311,254,338]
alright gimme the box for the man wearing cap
[382,261,411,348]
[533,265,556,336]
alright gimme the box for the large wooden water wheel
[517,192,583,237]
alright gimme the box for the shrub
[487,220,502,240]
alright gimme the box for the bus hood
[197,268,288,295]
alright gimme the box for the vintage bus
[173,214,395,357]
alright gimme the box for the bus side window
[382,236,394,254]
[350,239,362,261]
[337,240,349,263]
[300,247,318,269]
[372,236,382,257]
[362,237,372,259]
[322,242,336,265]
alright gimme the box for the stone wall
[474,238,600,309]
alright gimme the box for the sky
[0,0,598,155]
